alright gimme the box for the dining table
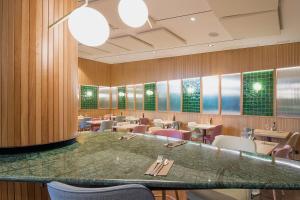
[112,123,141,132]
[1,132,300,191]
[254,129,290,141]
[125,116,140,124]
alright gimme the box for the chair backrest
[210,125,223,141]
[139,118,150,125]
[115,116,126,122]
[148,127,163,133]
[153,122,164,128]
[79,117,92,129]
[47,182,154,200]
[132,125,148,134]
[152,129,191,140]
[171,121,180,130]
[212,135,256,153]
[98,121,113,132]
[273,145,292,159]
[286,132,300,150]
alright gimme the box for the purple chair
[273,144,292,159]
[272,145,292,199]
[152,129,192,140]
[139,118,150,125]
[203,125,222,144]
[132,125,148,134]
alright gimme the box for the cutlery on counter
[150,155,163,176]
[153,159,169,176]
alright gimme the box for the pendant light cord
[49,0,89,29]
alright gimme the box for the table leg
[203,129,207,143]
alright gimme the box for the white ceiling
[78,0,300,64]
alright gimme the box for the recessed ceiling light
[190,17,196,22]
[208,44,214,47]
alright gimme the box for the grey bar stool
[47,182,155,200]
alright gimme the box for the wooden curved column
[0,0,78,148]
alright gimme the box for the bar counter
[0,132,300,190]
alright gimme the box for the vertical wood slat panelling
[0,0,78,147]
[78,58,111,117]
[110,43,300,136]
[0,0,78,198]
[0,0,3,148]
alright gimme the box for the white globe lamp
[118,0,148,28]
[68,7,110,46]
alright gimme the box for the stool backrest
[47,182,154,200]
[212,135,256,153]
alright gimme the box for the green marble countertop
[0,132,300,189]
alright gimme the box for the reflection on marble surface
[0,132,300,189]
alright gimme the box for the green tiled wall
[182,78,200,112]
[118,86,126,109]
[243,70,274,116]
[80,85,98,109]
[144,83,156,111]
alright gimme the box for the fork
[154,159,169,176]
[150,155,163,175]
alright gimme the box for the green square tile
[118,86,126,109]
[182,78,200,113]
[144,83,156,111]
[243,70,274,116]
[80,85,98,109]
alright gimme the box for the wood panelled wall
[110,43,300,135]
[0,0,78,148]
[0,0,78,198]
[78,58,111,117]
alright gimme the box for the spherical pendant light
[68,7,110,47]
[118,0,148,28]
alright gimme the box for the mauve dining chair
[139,118,150,125]
[203,125,223,144]
[132,125,148,134]
[152,129,191,140]
[47,182,155,200]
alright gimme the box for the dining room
[1,0,300,199]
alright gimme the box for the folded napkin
[145,159,174,176]
[118,134,137,140]
[164,140,187,148]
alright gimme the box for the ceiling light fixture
[190,17,196,22]
[49,0,110,47]
[208,44,215,47]
[118,0,149,28]
[68,7,110,46]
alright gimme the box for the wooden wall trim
[110,43,300,85]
